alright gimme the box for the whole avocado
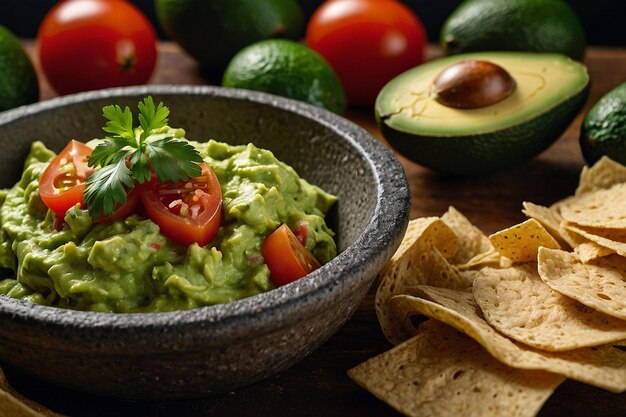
[440,0,586,61]
[0,25,38,111]
[580,83,626,165]
[223,39,346,114]
[155,0,305,73]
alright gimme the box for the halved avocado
[376,52,590,175]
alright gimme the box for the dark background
[0,0,624,46]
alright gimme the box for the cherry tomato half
[40,140,141,222]
[262,224,321,287]
[39,140,94,217]
[140,162,223,247]
[306,0,426,105]
[38,0,157,95]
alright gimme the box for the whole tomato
[306,0,426,105]
[38,0,157,95]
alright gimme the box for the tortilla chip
[546,219,616,262]
[348,320,563,417]
[392,217,458,262]
[521,202,573,248]
[538,247,626,320]
[488,219,560,263]
[457,248,502,270]
[576,156,626,196]
[560,183,626,229]
[472,264,626,351]
[389,287,626,393]
[441,206,493,264]
[574,241,615,263]
[375,217,468,344]
[563,222,626,257]
[0,369,66,417]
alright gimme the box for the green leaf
[138,96,169,140]
[88,137,133,168]
[84,158,134,219]
[102,105,135,142]
[129,149,151,184]
[146,138,203,182]
[84,97,206,221]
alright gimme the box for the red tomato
[40,140,140,222]
[38,0,157,95]
[140,162,223,247]
[39,140,94,217]
[262,224,321,287]
[306,0,426,105]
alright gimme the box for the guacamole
[0,139,337,312]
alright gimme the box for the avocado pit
[432,59,516,109]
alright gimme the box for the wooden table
[7,42,626,417]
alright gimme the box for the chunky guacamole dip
[0,99,337,313]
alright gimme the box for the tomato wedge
[140,162,222,246]
[40,140,140,223]
[39,140,94,217]
[262,224,321,287]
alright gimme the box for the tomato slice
[140,162,222,246]
[40,140,140,223]
[39,140,94,217]
[262,224,321,287]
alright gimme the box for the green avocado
[580,83,626,165]
[0,25,39,111]
[375,52,589,176]
[155,0,304,74]
[0,140,337,313]
[222,39,346,114]
[441,0,586,61]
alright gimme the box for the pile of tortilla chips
[349,156,626,417]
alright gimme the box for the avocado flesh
[376,52,589,175]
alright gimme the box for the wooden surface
[6,42,626,417]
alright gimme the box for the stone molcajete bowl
[0,86,409,400]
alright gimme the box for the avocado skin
[0,25,38,111]
[155,0,304,74]
[580,83,626,165]
[222,40,346,114]
[441,0,586,61]
[378,84,590,176]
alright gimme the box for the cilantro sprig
[84,96,203,219]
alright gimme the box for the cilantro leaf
[83,96,204,220]
[102,105,135,143]
[88,137,133,168]
[129,149,151,184]
[138,96,169,140]
[146,138,203,182]
[84,158,134,219]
